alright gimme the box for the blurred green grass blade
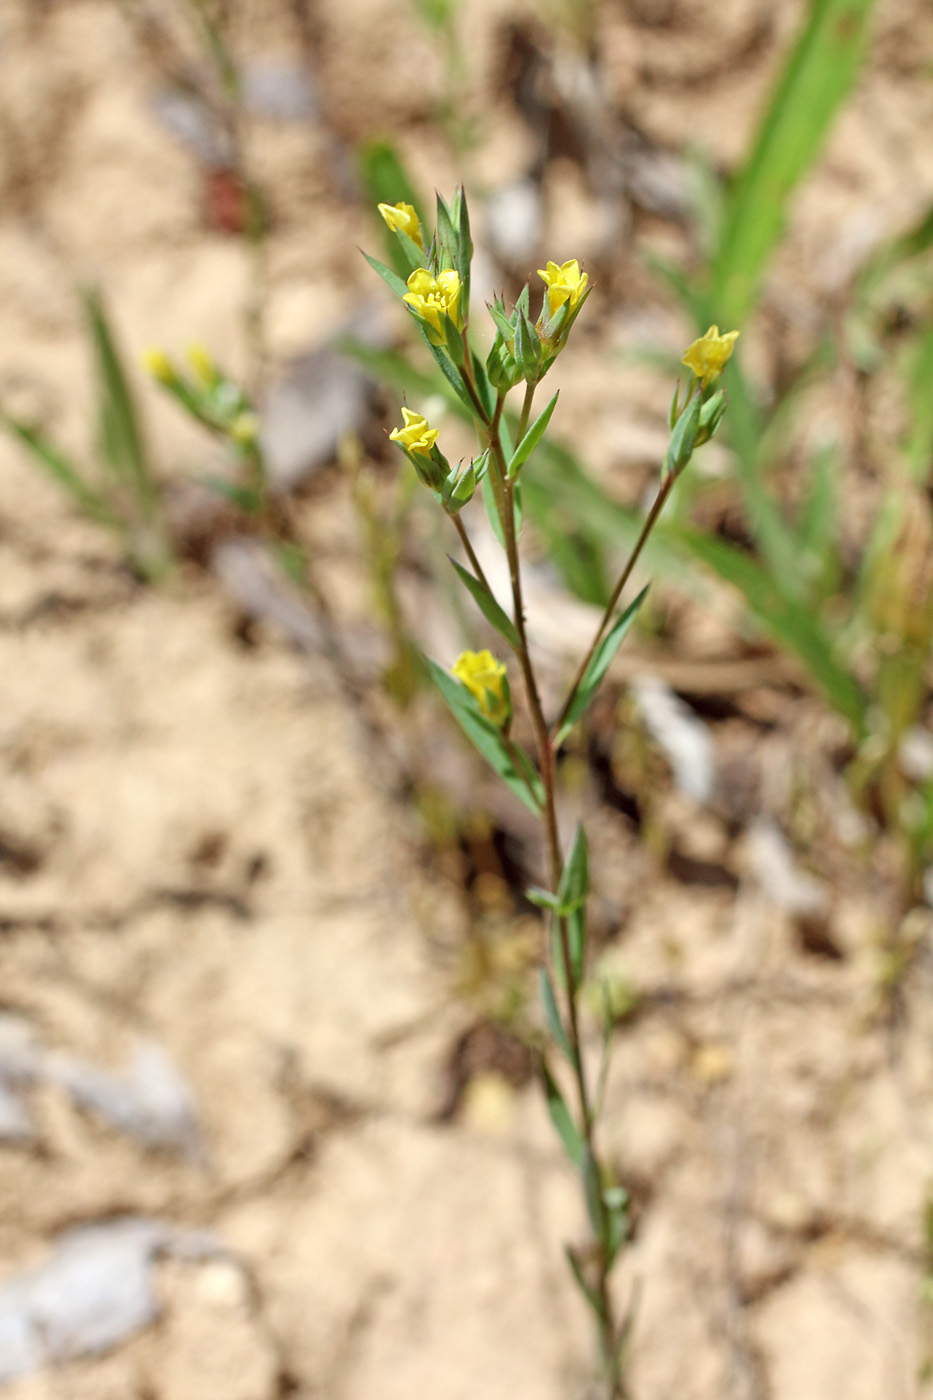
[857,203,933,300]
[0,409,119,529]
[712,0,877,326]
[84,287,156,518]
[904,326,933,483]
[677,526,868,733]
[358,140,427,278]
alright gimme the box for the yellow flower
[389,407,439,457]
[378,201,424,251]
[141,347,175,384]
[681,326,740,385]
[537,259,588,316]
[452,649,509,724]
[403,268,462,343]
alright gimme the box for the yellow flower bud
[537,259,588,317]
[142,347,176,384]
[377,201,424,251]
[389,407,439,457]
[403,268,462,345]
[452,649,509,724]
[681,326,740,386]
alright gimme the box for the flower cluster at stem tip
[452,649,510,725]
[681,325,740,386]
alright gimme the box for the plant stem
[483,382,621,1395]
[554,471,676,740]
[451,511,494,596]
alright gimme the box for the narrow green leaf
[526,886,562,911]
[564,1246,604,1320]
[508,391,559,479]
[539,967,572,1062]
[487,302,515,340]
[435,192,457,270]
[84,287,154,513]
[362,250,410,301]
[415,324,474,411]
[426,658,543,813]
[448,557,520,650]
[582,1147,605,1237]
[541,1059,584,1166]
[712,0,878,325]
[558,823,589,913]
[567,904,586,985]
[558,586,649,742]
[0,410,117,528]
[456,187,472,312]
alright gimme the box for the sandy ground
[1,1,933,1397]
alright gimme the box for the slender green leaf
[427,658,543,812]
[507,391,559,479]
[564,1246,603,1320]
[0,410,117,528]
[539,966,572,1062]
[448,557,520,650]
[456,187,472,312]
[712,0,877,325]
[558,823,589,913]
[84,287,154,513]
[415,324,474,411]
[541,1059,584,1166]
[362,250,410,301]
[582,1147,604,1236]
[558,586,650,742]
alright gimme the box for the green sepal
[541,1058,584,1166]
[443,311,466,368]
[514,306,541,380]
[663,393,701,477]
[448,556,520,651]
[435,192,458,272]
[426,658,544,813]
[557,585,649,744]
[507,391,559,479]
[487,301,515,341]
[455,187,472,316]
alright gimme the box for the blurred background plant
[0,288,171,582]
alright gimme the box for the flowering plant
[370,192,737,1396]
